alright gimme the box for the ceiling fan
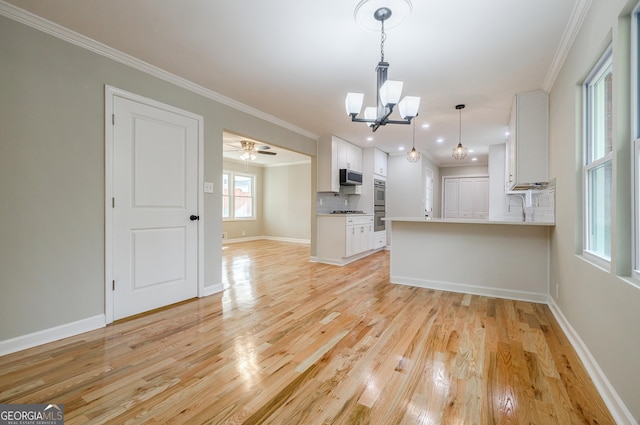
[226,140,277,161]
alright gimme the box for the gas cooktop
[330,210,366,214]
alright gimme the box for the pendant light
[452,104,468,160]
[406,119,420,163]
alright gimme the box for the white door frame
[104,85,205,324]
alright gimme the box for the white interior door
[112,95,199,320]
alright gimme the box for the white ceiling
[4,0,582,167]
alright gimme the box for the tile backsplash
[317,192,352,214]
[505,179,555,223]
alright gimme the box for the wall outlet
[203,182,214,193]
[221,232,227,240]
[242,230,246,236]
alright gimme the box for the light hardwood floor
[0,240,614,424]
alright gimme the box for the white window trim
[634,138,640,279]
[582,46,612,267]
[222,170,256,221]
[632,2,640,281]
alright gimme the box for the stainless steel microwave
[340,169,363,185]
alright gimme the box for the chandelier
[452,104,468,160]
[345,4,420,132]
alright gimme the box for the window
[222,171,255,220]
[583,47,613,265]
[634,3,640,279]
[635,139,640,278]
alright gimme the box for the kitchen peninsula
[385,217,554,302]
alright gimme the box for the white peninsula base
[386,218,553,303]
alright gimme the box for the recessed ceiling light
[436,138,444,143]
[471,157,478,161]
[422,123,430,128]
[367,137,373,141]
[398,146,405,151]
[505,131,510,136]
[468,149,475,153]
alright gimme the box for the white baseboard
[315,248,383,267]
[262,236,310,244]
[547,298,638,425]
[202,283,225,296]
[0,314,106,357]
[390,275,549,304]
[223,235,310,245]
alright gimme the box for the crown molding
[543,0,593,92]
[0,1,319,141]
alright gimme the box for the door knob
[190,215,199,221]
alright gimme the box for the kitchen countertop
[384,217,555,226]
[317,213,373,217]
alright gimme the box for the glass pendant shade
[240,151,257,161]
[452,143,468,160]
[364,106,377,127]
[406,147,420,162]
[399,96,420,119]
[379,80,403,106]
[345,92,364,115]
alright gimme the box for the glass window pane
[590,64,613,162]
[587,161,612,259]
[235,197,253,218]
[234,175,253,218]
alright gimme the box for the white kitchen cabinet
[506,90,549,190]
[317,135,362,192]
[316,215,374,265]
[345,216,374,257]
[442,177,488,219]
[472,178,489,219]
[374,231,387,249]
[337,139,363,172]
[444,179,459,218]
[373,148,387,177]
[458,178,474,218]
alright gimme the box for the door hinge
[112,114,115,125]
[112,197,115,208]
[112,280,115,291]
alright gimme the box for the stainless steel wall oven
[373,179,386,232]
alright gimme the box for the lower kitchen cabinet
[316,215,376,265]
[346,216,374,257]
[373,231,387,249]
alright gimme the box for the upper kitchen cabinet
[318,135,363,192]
[373,148,387,177]
[337,138,363,172]
[506,90,549,191]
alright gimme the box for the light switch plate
[203,182,214,193]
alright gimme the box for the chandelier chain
[412,117,416,148]
[380,19,386,62]
[459,107,462,144]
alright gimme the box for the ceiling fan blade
[257,150,277,155]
